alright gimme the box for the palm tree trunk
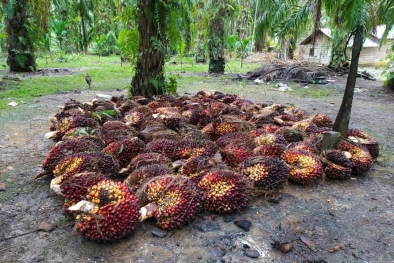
[131,0,166,98]
[208,0,226,74]
[3,0,37,72]
[333,25,363,136]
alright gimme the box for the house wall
[300,35,332,65]
[346,40,393,66]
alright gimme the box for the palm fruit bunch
[53,152,120,180]
[273,114,298,126]
[253,143,287,158]
[173,138,217,160]
[46,114,100,141]
[145,139,177,159]
[69,180,140,242]
[102,137,145,168]
[37,137,102,178]
[336,139,373,173]
[124,164,171,193]
[347,128,379,158]
[220,144,254,167]
[123,110,144,128]
[215,132,255,149]
[239,156,289,189]
[178,155,215,183]
[60,172,108,213]
[198,170,252,214]
[101,121,137,144]
[154,107,185,131]
[137,175,203,230]
[311,113,333,128]
[291,120,320,134]
[321,150,353,179]
[282,149,323,184]
[254,132,288,146]
[287,141,319,155]
[62,127,104,146]
[121,153,172,174]
[207,115,252,139]
[275,127,304,143]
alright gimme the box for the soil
[0,71,393,263]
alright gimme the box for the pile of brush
[35,90,378,242]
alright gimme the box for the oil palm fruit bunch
[52,152,120,180]
[215,132,255,149]
[253,143,287,158]
[178,155,215,183]
[287,142,319,155]
[101,121,137,145]
[260,124,280,133]
[282,149,323,185]
[102,137,145,168]
[62,127,104,146]
[140,127,180,143]
[209,115,252,139]
[173,139,218,160]
[36,137,102,179]
[60,172,108,211]
[198,169,252,214]
[239,156,289,189]
[321,150,353,179]
[123,110,144,128]
[181,108,211,127]
[221,144,254,168]
[69,180,140,242]
[145,139,177,159]
[46,114,100,141]
[311,113,333,128]
[116,99,141,114]
[124,164,171,193]
[291,120,320,134]
[275,127,304,143]
[254,132,288,147]
[336,139,373,173]
[347,128,379,158]
[153,107,185,131]
[273,114,298,126]
[120,153,172,174]
[137,175,203,230]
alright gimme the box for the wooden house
[296,27,393,66]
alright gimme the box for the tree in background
[1,0,37,72]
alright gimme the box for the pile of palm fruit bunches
[35,90,378,242]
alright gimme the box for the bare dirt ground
[0,71,393,263]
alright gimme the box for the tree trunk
[255,32,266,52]
[195,33,206,63]
[333,25,363,137]
[131,0,166,98]
[3,0,37,72]
[208,0,226,74]
[80,5,88,53]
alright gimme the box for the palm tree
[1,0,37,72]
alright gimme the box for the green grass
[288,84,332,98]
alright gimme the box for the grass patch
[288,85,332,98]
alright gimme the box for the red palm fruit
[154,107,185,131]
[124,164,171,193]
[311,113,333,128]
[173,139,218,160]
[198,170,252,214]
[321,150,353,179]
[273,114,298,126]
[123,153,173,173]
[347,128,379,158]
[282,149,323,185]
[211,115,252,138]
[37,137,102,178]
[249,114,275,128]
[145,139,177,159]
[117,99,141,114]
[221,144,254,168]
[260,124,280,133]
[70,180,140,242]
[287,142,319,155]
[254,133,288,146]
[215,132,255,149]
[239,156,289,189]
[275,127,304,142]
[220,94,238,104]
[131,96,151,106]
[62,127,104,146]
[53,152,120,179]
[46,115,100,141]
[123,110,144,127]
[303,134,323,151]
[102,138,145,168]
[284,106,308,120]
[101,121,137,145]
[137,175,203,230]
[292,120,320,134]
[60,172,108,206]
[336,140,373,173]
[141,129,180,143]
[178,156,214,183]
[253,143,287,158]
